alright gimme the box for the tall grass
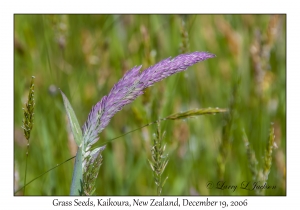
[14,14,286,195]
[21,76,35,195]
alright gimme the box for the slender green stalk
[70,149,83,195]
[21,76,35,195]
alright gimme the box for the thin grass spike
[263,124,276,182]
[148,122,169,196]
[22,76,35,195]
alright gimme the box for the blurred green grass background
[14,14,286,195]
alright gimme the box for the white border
[2,0,298,209]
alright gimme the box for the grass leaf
[60,90,83,146]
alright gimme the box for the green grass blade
[70,148,83,195]
[165,107,228,120]
[60,90,83,146]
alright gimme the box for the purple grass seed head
[82,51,215,148]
